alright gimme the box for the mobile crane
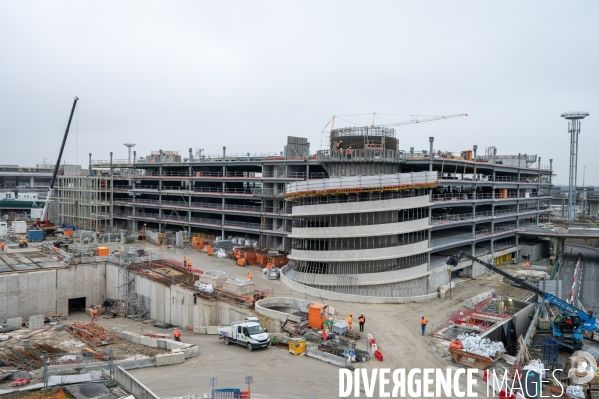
[446,251,596,351]
[36,97,79,234]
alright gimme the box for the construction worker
[0,242,4,252]
[246,271,252,280]
[336,140,342,150]
[183,256,187,269]
[420,316,429,336]
[92,307,98,322]
[187,258,192,272]
[173,328,181,342]
[347,314,353,331]
[358,313,365,332]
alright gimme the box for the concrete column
[517,153,521,182]
[189,148,193,177]
[30,176,35,188]
[89,153,92,173]
[110,152,113,178]
[306,143,310,179]
[429,137,434,172]
[549,159,553,183]
[590,202,599,216]
[473,145,477,160]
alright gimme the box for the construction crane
[36,97,79,234]
[446,251,596,351]
[374,113,468,128]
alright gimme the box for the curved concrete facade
[291,195,431,216]
[288,240,429,262]
[286,172,438,300]
[290,217,430,238]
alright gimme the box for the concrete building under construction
[54,125,553,302]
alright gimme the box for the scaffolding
[117,254,150,320]
[57,175,114,231]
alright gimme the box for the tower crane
[374,113,468,128]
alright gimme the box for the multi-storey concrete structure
[280,129,553,302]
[57,138,325,250]
[55,131,553,303]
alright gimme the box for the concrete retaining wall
[115,366,160,399]
[0,263,106,321]
[105,263,255,330]
[255,297,312,323]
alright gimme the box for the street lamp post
[583,166,587,217]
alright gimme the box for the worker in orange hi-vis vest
[358,313,366,332]
[420,316,429,336]
[246,271,252,280]
[187,258,192,272]
[183,256,187,269]
[92,307,98,322]
[173,328,181,342]
[347,314,353,330]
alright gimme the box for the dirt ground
[105,241,544,398]
[11,240,567,398]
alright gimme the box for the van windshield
[247,325,265,335]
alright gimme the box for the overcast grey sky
[1,1,598,184]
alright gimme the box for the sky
[1,1,598,185]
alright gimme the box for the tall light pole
[583,166,587,217]
[561,112,589,221]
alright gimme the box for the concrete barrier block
[306,347,348,367]
[206,326,219,335]
[7,317,22,328]
[194,326,207,335]
[140,337,157,347]
[130,334,142,344]
[155,352,185,366]
[183,346,199,358]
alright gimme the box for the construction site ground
[0,312,169,377]
[94,241,535,398]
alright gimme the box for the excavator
[36,97,79,235]
[446,251,596,351]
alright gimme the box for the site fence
[43,349,114,390]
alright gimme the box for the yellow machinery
[288,337,306,355]
[18,239,28,248]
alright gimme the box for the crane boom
[39,97,79,224]
[447,251,592,319]
[446,250,596,350]
[378,113,468,128]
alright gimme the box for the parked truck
[217,317,270,351]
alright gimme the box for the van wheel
[224,338,230,345]
[247,343,253,352]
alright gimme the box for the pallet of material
[67,321,118,347]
